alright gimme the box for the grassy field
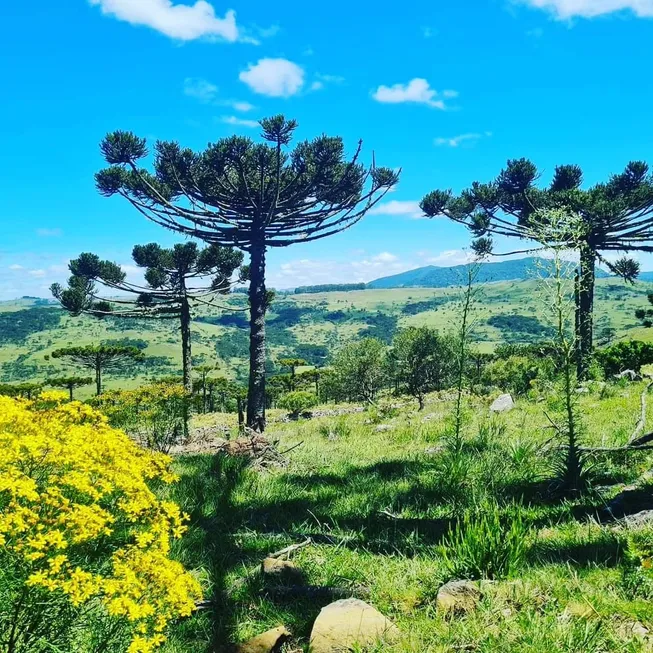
[2,277,653,397]
[159,382,653,652]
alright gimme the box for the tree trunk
[418,393,425,411]
[95,355,102,396]
[247,242,267,431]
[576,247,596,381]
[237,397,245,432]
[69,385,74,401]
[180,294,193,394]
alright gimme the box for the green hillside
[367,256,610,289]
[1,276,652,398]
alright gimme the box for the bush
[481,355,541,395]
[440,502,529,580]
[0,393,201,652]
[596,340,653,376]
[90,383,191,453]
[278,390,318,418]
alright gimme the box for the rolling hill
[366,256,610,289]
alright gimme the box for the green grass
[159,383,653,652]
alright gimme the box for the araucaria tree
[47,376,94,401]
[94,115,398,430]
[51,345,144,395]
[421,160,653,379]
[51,243,243,392]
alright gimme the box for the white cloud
[310,81,324,91]
[269,253,411,288]
[183,77,218,102]
[369,200,423,219]
[89,0,240,41]
[239,58,305,97]
[8,264,24,271]
[434,132,492,148]
[28,269,46,278]
[421,250,474,266]
[372,78,453,109]
[221,115,259,128]
[372,252,398,263]
[520,0,653,19]
[232,101,254,112]
[36,228,62,237]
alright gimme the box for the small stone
[309,598,399,652]
[575,387,590,394]
[375,424,393,432]
[425,445,445,456]
[614,370,642,381]
[422,413,438,422]
[490,394,515,413]
[436,580,482,613]
[261,558,303,582]
[235,626,291,653]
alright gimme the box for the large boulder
[309,598,399,652]
[615,369,642,382]
[490,394,515,413]
[436,580,482,614]
[235,626,291,653]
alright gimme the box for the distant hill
[367,257,610,289]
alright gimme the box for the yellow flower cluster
[0,393,202,653]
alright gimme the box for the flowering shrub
[91,383,191,453]
[0,394,202,652]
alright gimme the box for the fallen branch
[268,537,312,559]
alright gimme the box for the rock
[309,598,399,652]
[235,626,291,653]
[375,424,393,432]
[624,510,653,528]
[575,386,590,394]
[422,413,438,422]
[261,557,303,582]
[614,369,642,381]
[490,394,515,413]
[436,580,482,613]
[425,446,445,456]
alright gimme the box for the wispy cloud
[36,228,63,237]
[220,115,259,128]
[269,252,410,288]
[434,131,492,147]
[183,77,218,102]
[232,101,254,112]
[369,200,423,219]
[89,0,240,41]
[8,264,24,271]
[372,78,455,109]
[28,269,46,278]
[240,58,305,97]
[518,0,653,19]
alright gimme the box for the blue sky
[2,0,653,298]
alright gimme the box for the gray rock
[309,598,399,652]
[425,446,445,456]
[375,424,393,432]
[490,394,515,413]
[575,386,590,394]
[614,369,642,381]
[624,510,653,528]
[235,626,291,653]
[436,580,482,613]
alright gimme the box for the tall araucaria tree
[94,115,398,430]
[51,243,243,393]
[51,345,144,395]
[421,159,653,380]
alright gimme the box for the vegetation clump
[0,393,201,652]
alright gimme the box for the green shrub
[278,390,318,418]
[482,355,541,395]
[440,502,529,580]
[596,340,653,376]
